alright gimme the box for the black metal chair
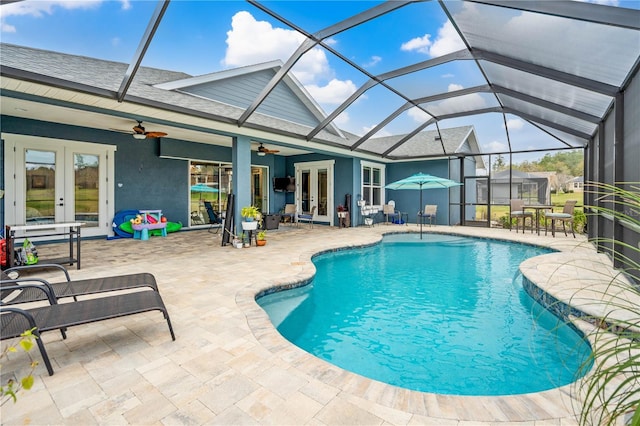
[0,275,175,376]
[1,263,159,305]
[204,201,223,234]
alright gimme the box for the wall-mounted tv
[273,177,295,192]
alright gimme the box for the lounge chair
[297,206,316,228]
[2,263,159,306]
[545,200,577,237]
[509,199,534,233]
[204,201,223,234]
[418,205,437,227]
[1,283,175,376]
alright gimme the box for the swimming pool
[258,233,592,396]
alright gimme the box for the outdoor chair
[0,282,175,376]
[1,263,159,306]
[297,206,316,228]
[509,199,534,233]
[383,201,399,225]
[281,204,296,225]
[418,205,437,227]
[190,211,204,225]
[204,201,223,234]
[545,200,577,238]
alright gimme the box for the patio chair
[297,206,316,228]
[383,201,399,225]
[204,201,223,234]
[0,282,175,376]
[418,205,437,227]
[545,200,577,238]
[509,199,534,233]
[281,204,296,225]
[190,211,204,225]
[1,263,159,306]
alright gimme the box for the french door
[295,160,334,225]
[3,134,115,238]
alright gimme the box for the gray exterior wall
[182,71,320,128]
[0,116,291,231]
[386,160,451,225]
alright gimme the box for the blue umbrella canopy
[385,173,462,238]
[190,183,218,193]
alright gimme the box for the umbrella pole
[420,185,423,239]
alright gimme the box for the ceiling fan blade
[265,149,280,154]
[110,128,135,134]
[145,131,168,138]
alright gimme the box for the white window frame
[360,161,386,208]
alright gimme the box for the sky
[0,0,634,164]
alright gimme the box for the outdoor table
[4,222,85,269]
[524,205,553,235]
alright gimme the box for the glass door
[4,134,114,238]
[295,160,334,225]
[251,166,268,213]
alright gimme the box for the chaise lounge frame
[2,263,158,306]
[1,269,175,376]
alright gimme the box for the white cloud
[400,21,465,58]
[441,73,455,79]
[1,0,130,32]
[504,118,524,131]
[407,107,431,123]
[223,11,356,106]
[305,79,357,105]
[334,111,350,127]
[364,55,382,67]
[428,21,466,57]
[223,11,335,86]
[485,140,507,152]
[400,34,432,54]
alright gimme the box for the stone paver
[1,224,632,424]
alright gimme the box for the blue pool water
[258,233,592,396]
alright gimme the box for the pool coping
[238,226,636,423]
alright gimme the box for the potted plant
[256,230,267,246]
[241,206,260,231]
[241,206,259,222]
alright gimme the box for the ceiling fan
[113,120,168,139]
[257,143,280,156]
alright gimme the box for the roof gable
[154,61,343,136]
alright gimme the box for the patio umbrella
[385,173,462,239]
[190,183,218,200]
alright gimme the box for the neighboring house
[481,170,551,205]
[569,176,584,192]
[1,43,481,237]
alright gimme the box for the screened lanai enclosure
[1,1,639,275]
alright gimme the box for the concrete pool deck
[2,224,637,425]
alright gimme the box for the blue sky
[0,0,631,163]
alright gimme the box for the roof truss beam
[238,0,413,126]
[473,48,620,96]
[469,0,640,31]
[350,84,491,150]
[117,0,169,102]
[492,85,602,123]
[306,49,472,141]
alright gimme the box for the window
[361,161,385,207]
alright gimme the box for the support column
[232,136,252,236]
